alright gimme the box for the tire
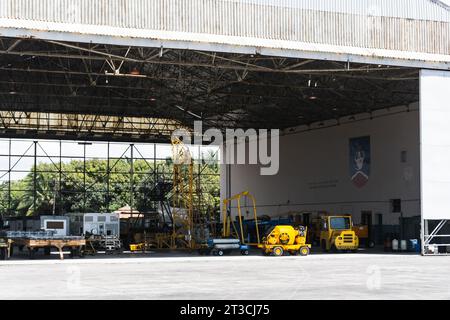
[299,246,310,256]
[368,241,375,248]
[44,247,51,256]
[272,246,284,256]
[241,250,249,256]
[0,248,6,260]
[321,240,328,253]
[217,250,224,256]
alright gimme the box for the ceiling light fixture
[130,67,140,75]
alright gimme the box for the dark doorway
[375,213,383,245]
[361,211,373,246]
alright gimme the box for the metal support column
[130,143,134,215]
[59,140,62,215]
[7,139,11,215]
[33,141,37,215]
[106,142,110,212]
[83,143,86,212]
[78,142,92,212]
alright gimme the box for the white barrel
[392,239,399,251]
[400,240,407,251]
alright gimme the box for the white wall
[221,105,420,225]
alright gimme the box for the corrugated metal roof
[226,0,450,21]
[0,0,449,67]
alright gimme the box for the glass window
[329,217,351,230]
[46,221,65,229]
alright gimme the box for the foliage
[0,155,220,217]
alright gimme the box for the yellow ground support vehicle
[320,215,359,252]
[258,225,311,256]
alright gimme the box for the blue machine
[200,238,250,256]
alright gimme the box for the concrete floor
[0,251,449,300]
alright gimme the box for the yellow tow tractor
[320,215,359,252]
[258,225,311,256]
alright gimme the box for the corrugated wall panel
[0,0,449,57]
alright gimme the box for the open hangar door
[0,36,420,251]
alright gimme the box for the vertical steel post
[59,140,62,214]
[83,143,86,212]
[130,143,134,216]
[33,141,37,215]
[106,142,110,212]
[7,139,11,215]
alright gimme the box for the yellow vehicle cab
[320,215,359,252]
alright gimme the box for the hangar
[0,0,449,255]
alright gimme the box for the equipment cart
[200,238,250,256]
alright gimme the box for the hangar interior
[0,0,450,256]
[0,36,426,250]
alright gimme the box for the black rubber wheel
[0,248,6,260]
[241,250,249,256]
[331,244,338,253]
[272,246,284,256]
[28,248,36,260]
[217,250,224,256]
[299,246,310,256]
[70,248,79,258]
[321,240,328,253]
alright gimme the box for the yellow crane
[170,136,194,249]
